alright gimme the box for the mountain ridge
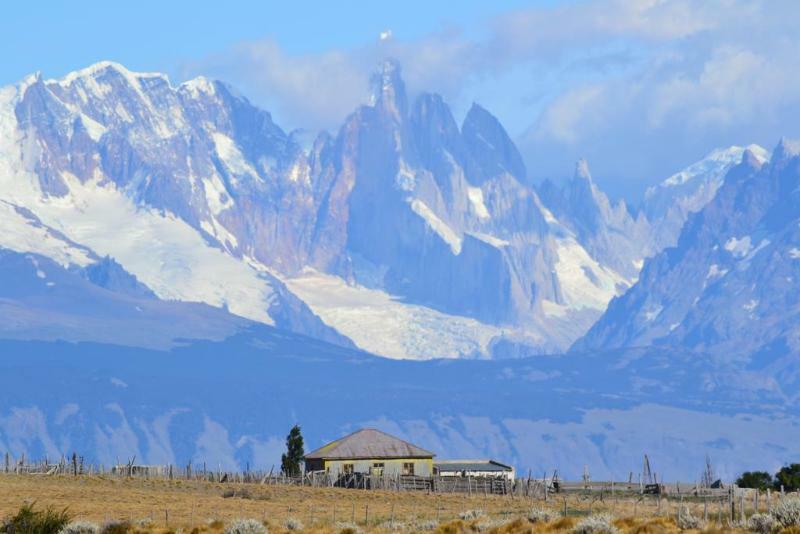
[0,58,771,360]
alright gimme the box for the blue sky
[5,1,800,201]
[1,1,540,83]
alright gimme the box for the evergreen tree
[736,471,774,490]
[775,464,800,492]
[280,424,305,477]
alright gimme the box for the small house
[305,428,434,477]
[434,459,515,480]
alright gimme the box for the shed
[305,428,434,476]
[434,459,515,480]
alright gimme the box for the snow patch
[285,270,505,360]
[467,186,490,219]
[110,377,128,388]
[200,174,233,215]
[643,305,663,322]
[410,199,462,254]
[212,132,259,181]
[395,160,416,191]
[706,264,729,280]
[724,236,752,259]
[743,299,759,312]
[466,232,509,248]
[0,202,93,267]
[658,145,768,188]
[79,114,107,141]
[180,77,216,98]
[553,237,629,311]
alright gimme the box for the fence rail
[0,452,785,504]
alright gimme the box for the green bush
[775,464,800,492]
[737,471,774,490]
[2,502,71,534]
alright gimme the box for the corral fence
[1,451,795,523]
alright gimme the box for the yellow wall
[323,458,433,476]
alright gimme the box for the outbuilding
[434,459,515,480]
[304,428,434,477]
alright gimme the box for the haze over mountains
[0,59,798,479]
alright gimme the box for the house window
[402,462,415,476]
[343,463,354,475]
[372,462,384,475]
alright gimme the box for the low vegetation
[572,514,619,534]
[224,519,267,534]
[58,521,99,534]
[3,473,800,533]
[1,502,71,534]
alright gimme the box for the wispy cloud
[183,0,800,198]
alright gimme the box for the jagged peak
[772,137,800,164]
[179,76,218,97]
[463,102,495,125]
[17,72,43,95]
[741,147,766,170]
[369,58,407,119]
[46,60,171,88]
[414,92,447,112]
[574,158,592,182]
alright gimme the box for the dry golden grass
[0,475,761,533]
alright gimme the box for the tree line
[737,464,800,491]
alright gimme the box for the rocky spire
[369,58,407,122]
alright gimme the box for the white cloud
[182,0,800,198]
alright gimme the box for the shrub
[771,496,800,528]
[224,519,266,534]
[528,507,558,523]
[99,520,130,534]
[413,520,438,531]
[2,503,72,534]
[738,472,775,490]
[572,514,619,534]
[284,518,303,531]
[59,522,99,534]
[334,522,362,534]
[474,518,509,532]
[458,510,485,521]
[775,465,800,492]
[206,519,225,531]
[377,520,405,531]
[748,513,777,534]
[676,507,704,530]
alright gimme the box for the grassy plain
[0,474,762,533]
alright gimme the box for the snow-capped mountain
[0,59,798,481]
[539,159,653,281]
[575,140,800,396]
[0,59,645,358]
[643,144,770,250]
[0,59,771,359]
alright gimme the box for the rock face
[0,59,646,357]
[575,141,800,394]
[0,59,768,359]
[642,144,770,251]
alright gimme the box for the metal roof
[305,429,435,460]
[434,460,513,472]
